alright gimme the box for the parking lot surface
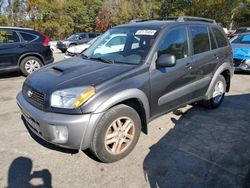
[0,52,250,188]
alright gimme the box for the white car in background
[65,34,139,58]
[64,37,99,58]
[93,34,139,55]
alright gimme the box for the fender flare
[95,88,150,121]
[18,53,45,65]
[204,63,234,100]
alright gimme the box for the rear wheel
[20,56,43,76]
[90,104,141,163]
[200,75,226,109]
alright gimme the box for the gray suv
[17,16,234,163]
[56,32,101,53]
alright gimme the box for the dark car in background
[56,32,101,53]
[0,27,54,76]
[231,33,250,72]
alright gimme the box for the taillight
[39,32,50,46]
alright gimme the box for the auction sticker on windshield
[135,30,157,36]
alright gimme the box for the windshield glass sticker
[135,30,157,36]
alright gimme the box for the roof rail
[129,16,216,24]
[177,16,216,24]
[0,26,33,30]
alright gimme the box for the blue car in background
[231,33,250,72]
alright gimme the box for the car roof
[115,20,217,30]
[114,17,218,30]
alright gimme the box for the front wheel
[200,75,226,109]
[90,104,141,163]
[20,56,43,76]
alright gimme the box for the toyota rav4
[17,16,234,163]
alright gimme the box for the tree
[0,14,8,25]
[232,2,250,28]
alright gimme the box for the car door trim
[158,76,211,106]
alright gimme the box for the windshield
[231,34,250,44]
[67,34,79,41]
[83,28,159,65]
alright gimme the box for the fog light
[53,126,68,144]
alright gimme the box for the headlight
[51,86,95,109]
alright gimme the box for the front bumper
[17,92,103,150]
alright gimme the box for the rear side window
[20,32,37,42]
[89,34,96,38]
[209,29,217,49]
[159,26,189,60]
[190,26,210,54]
[212,27,228,47]
[0,30,20,43]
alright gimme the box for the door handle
[185,62,192,69]
[19,44,26,48]
[214,54,219,60]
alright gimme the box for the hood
[232,43,250,60]
[67,44,90,54]
[25,57,135,93]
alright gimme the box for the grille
[234,58,245,67]
[23,84,45,109]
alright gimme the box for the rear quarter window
[212,27,228,48]
[190,25,210,54]
[20,32,37,42]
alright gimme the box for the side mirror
[156,54,176,68]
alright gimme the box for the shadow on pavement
[7,157,52,188]
[22,116,78,155]
[0,71,22,79]
[143,94,250,188]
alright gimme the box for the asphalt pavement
[0,52,250,188]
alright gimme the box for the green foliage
[1,0,250,39]
[232,2,250,27]
[0,14,9,25]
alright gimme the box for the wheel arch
[18,53,44,66]
[95,89,150,134]
[204,63,233,100]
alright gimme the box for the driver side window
[159,27,189,60]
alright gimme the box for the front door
[150,26,195,118]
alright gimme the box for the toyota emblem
[27,90,33,98]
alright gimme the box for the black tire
[200,75,226,109]
[20,56,43,76]
[90,104,141,163]
[61,49,67,53]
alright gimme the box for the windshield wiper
[89,57,115,64]
[81,54,89,59]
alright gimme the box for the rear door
[211,26,232,65]
[150,26,196,117]
[0,29,22,70]
[188,25,219,98]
